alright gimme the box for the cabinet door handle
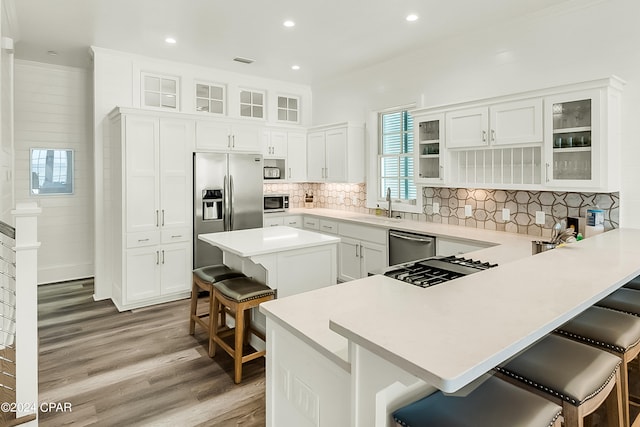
[482,130,487,142]
[360,244,364,259]
[545,162,550,182]
[491,129,496,141]
[232,135,236,148]
[288,167,292,179]
[162,209,165,226]
[440,165,444,180]
[355,243,359,258]
[156,251,159,265]
[156,210,159,227]
[227,135,231,148]
[161,250,165,264]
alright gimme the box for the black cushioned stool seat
[189,265,245,340]
[623,276,640,291]
[496,334,624,427]
[392,376,562,427]
[211,277,275,383]
[598,288,640,316]
[556,306,640,427]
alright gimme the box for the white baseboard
[37,263,94,285]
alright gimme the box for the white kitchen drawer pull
[171,234,182,238]
[138,238,150,242]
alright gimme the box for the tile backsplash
[422,187,619,237]
[263,182,619,238]
[263,182,368,212]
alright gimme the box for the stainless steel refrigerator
[193,152,264,268]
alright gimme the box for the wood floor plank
[38,279,267,426]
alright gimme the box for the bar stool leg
[209,293,221,358]
[234,302,246,384]
[188,278,198,335]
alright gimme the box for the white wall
[14,60,93,283]
[311,0,640,227]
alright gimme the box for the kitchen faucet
[385,187,392,218]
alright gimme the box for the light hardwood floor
[37,279,266,426]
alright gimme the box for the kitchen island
[198,226,340,340]
[260,228,640,427]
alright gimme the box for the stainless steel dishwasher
[388,229,436,265]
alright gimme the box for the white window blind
[379,109,416,201]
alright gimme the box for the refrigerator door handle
[223,175,229,230]
[229,175,235,230]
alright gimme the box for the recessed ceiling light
[291,65,300,71]
[283,20,295,28]
[406,14,419,22]
[165,37,177,44]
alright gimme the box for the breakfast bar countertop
[261,227,640,393]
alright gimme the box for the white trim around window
[195,81,226,115]
[141,72,180,111]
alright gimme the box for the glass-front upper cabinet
[414,113,444,184]
[545,89,601,189]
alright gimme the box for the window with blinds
[379,109,416,202]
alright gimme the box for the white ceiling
[12,0,573,85]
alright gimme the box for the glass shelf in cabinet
[553,126,591,134]
[553,146,591,153]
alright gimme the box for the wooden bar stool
[496,334,624,427]
[210,276,275,384]
[556,306,640,427]
[188,265,245,339]
[392,376,562,427]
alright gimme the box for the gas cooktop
[380,255,498,288]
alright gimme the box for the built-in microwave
[264,194,289,213]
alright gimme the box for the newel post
[12,202,41,422]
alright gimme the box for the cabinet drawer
[127,231,160,248]
[161,227,191,244]
[303,217,320,230]
[319,219,339,234]
[283,215,302,228]
[339,222,387,245]
[264,216,284,227]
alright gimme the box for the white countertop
[261,224,640,392]
[198,226,340,257]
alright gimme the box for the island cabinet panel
[109,108,194,311]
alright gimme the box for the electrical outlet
[535,211,545,225]
[433,202,440,214]
[502,208,510,221]
[464,205,472,217]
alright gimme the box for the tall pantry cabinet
[109,108,194,311]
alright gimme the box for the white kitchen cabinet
[283,215,302,228]
[307,123,364,183]
[286,131,307,181]
[337,222,387,281]
[445,99,542,149]
[414,113,444,184]
[262,130,288,158]
[125,241,191,303]
[543,78,623,191]
[319,219,339,234]
[109,108,194,311]
[195,118,261,152]
[263,216,284,227]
